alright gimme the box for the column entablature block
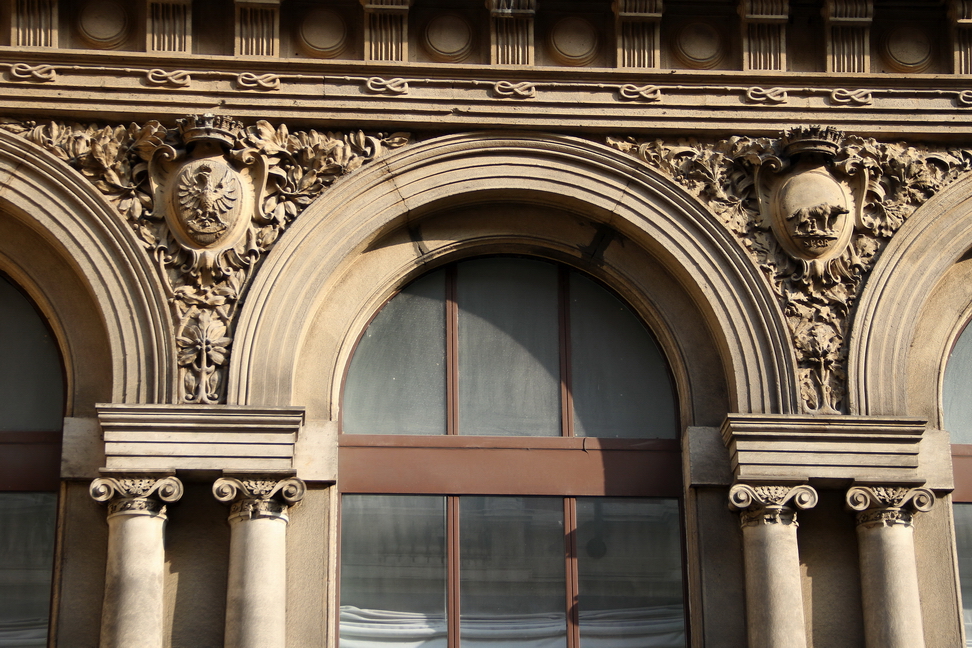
[722,414,932,486]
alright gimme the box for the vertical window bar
[564,497,580,648]
[446,264,459,436]
[558,266,574,438]
[447,495,461,648]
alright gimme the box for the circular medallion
[548,17,599,66]
[673,22,724,69]
[882,26,932,73]
[424,14,473,62]
[299,8,348,58]
[77,0,130,49]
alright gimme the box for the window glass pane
[945,322,972,444]
[576,498,686,648]
[340,495,447,648]
[0,277,62,432]
[0,493,55,647]
[344,271,447,435]
[458,259,560,436]
[956,504,972,646]
[570,273,676,440]
[460,496,566,648]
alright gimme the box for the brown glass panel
[0,431,61,491]
[953,451,972,501]
[339,442,681,497]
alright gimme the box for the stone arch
[849,172,972,418]
[0,128,173,412]
[229,132,796,421]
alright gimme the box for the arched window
[0,274,64,647]
[946,320,972,643]
[338,257,687,648]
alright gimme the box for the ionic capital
[845,485,934,528]
[729,483,818,527]
[213,477,306,523]
[90,476,184,519]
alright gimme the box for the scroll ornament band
[729,484,818,527]
[0,116,409,404]
[608,127,972,414]
[213,477,306,522]
[846,486,934,528]
[90,476,184,518]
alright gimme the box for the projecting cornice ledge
[721,414,953,491]
[96,404,305,476]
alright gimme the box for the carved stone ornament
[89,476,184,518]
[728,483,818,527]
[608,128,972,414]
[213,477,306,522]
[846,485,934,528]
[1,116,410,404]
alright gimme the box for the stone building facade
[1,1,972,647]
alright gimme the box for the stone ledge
[97,404,304,473]
[721,414,928,485]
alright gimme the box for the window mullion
[565,496,580,648]
[447,495,460,648]
[559,266,574,438]
[446,264,459,436]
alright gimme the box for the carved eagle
[176,162,240,234]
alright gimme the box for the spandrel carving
[609,128,972,414]
[2,116,410,404]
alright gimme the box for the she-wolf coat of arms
[754,126,867,284]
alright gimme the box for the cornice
[4,49,972,137]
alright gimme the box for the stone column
[845,486,934,648]
[213,477,306,648]
[89,476,184,648]
[728,483,818,648]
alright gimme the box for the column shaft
[741,521,807,648]
[225,514,289,648]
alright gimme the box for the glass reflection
[344,271,447,435]
[945,322,972,444]
[340,495,447,648]
[460,497,566,648]
[569,273,675,440]
[576,498,686,648]
[0,493,55,648]
[458,258,560,437]
[955,504,972,646]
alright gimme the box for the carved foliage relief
[609,127,972,414]
[1,116,409,404]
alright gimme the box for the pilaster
[12,0,57,47]
[729,483,817,648]
[487,0,536,66]
[845,485,934,648]
[214,476,306,648]
[360,0,412,62]
[951,0,972,73]
[739,0,788,71]
[824,0,873,73]
[235,0,280,57]
[145,0,192,53]
[89,475,184,648]
[613,0,662,69]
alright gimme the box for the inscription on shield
[168,158,243,248]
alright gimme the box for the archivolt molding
[0,116,408,404]
[0,127,170,404]
[849,172,972,416]
[609,128,972,414]
[231,132,796,416]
